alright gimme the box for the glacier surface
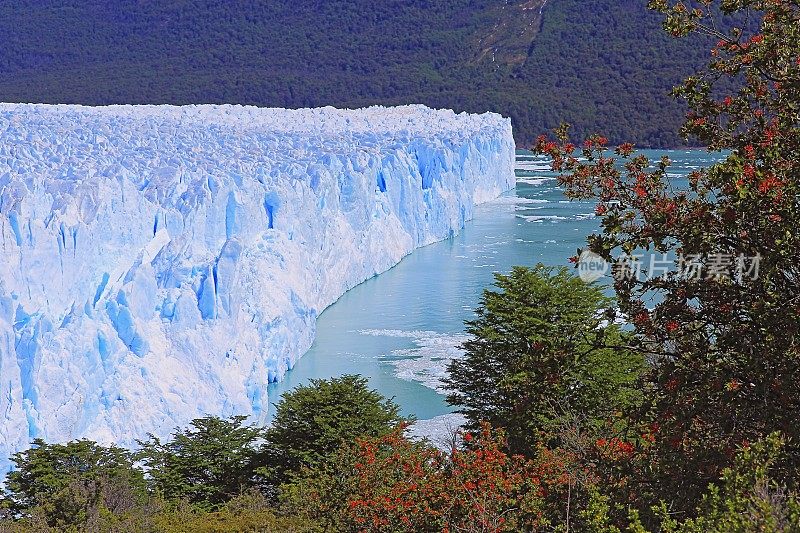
[0,103,514,465]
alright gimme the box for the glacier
[0,103,514,466]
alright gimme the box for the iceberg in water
[0,103,514,466]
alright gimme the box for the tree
[2,439,147,529]
[264,374,404,483]
[536,0,800,516]
[444,265,645,455]
[137,416,266,510]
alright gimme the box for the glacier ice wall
[0,103,514,464]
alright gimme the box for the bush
[153,491,320,533]
[283,424,554,532]
[657,434,800,532]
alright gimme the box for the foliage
[1,490,320,532]
[264,374,404,483]
[284,424,559,532]
[656,434,800,532]
[152,490,320,533]
[536,0,800,518]
[1,439,148,530]
[137,416,267,511]
[0,0,730,146]
[445,264,645,455]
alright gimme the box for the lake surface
[266,149,721,428]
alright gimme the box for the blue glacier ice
[0,103,514,467]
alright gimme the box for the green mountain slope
[0,0,717,146]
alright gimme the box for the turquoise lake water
[266,149,721,425]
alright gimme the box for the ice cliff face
[0,104,514,465]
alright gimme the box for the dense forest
[0,0,715,146]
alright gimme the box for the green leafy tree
[536,0,800,515]
[2,439,147,529]
[137,416,266,510]
[444,265,645,455]
[264,374,404,483]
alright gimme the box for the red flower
[665,320,679,333]
[617,142,635,156]
[758,174,782,193]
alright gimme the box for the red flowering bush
[281,423,626,532]
[536,0,800,518]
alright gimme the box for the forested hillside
[0,0,717,146]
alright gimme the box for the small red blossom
[758,174,782,194]
[618,142,634,155]
[665,320,680,333]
